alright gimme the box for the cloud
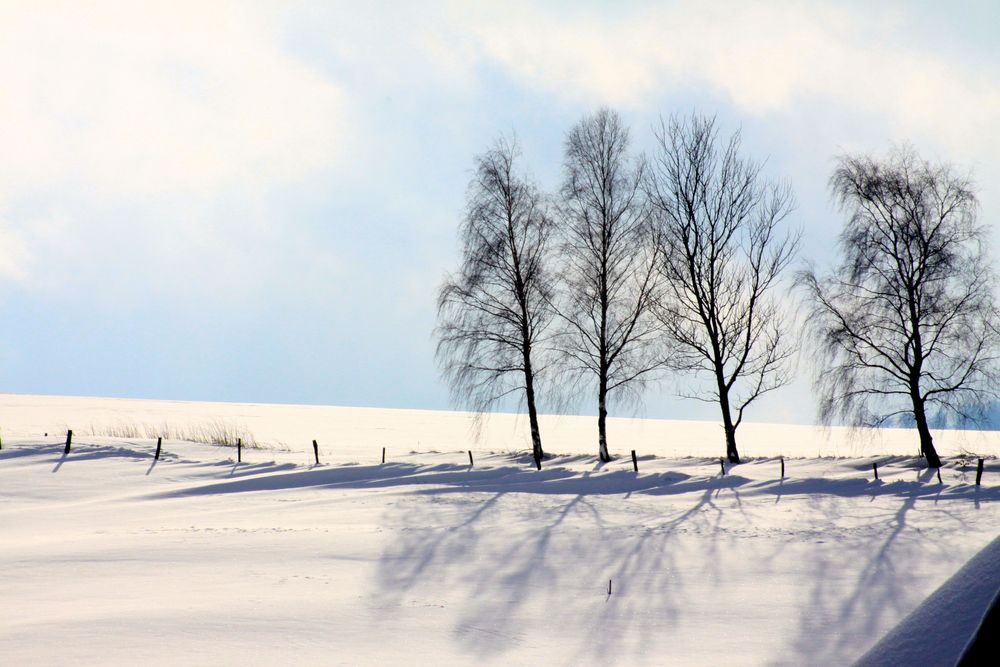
[0,1,345,199]
[0,1,347,296]
[440,1,1000,154]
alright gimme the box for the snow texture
[1,394,998,665]
[855,535,1000,666]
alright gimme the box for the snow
[1,394,998,665]
[2,392,1000,459]
[856,534,1000,666]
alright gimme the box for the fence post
[631,450,638,472]
[976,459,984,486]
[381,447,386,464]
[468,450,474,467]
[155,437,162,461]
[312,439,319,465]
[872,461,878,481]
[237,437,242,463]
[780,456,785,479]
[64,430,73,455]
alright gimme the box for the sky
[1,0,999,425]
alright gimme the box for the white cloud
[0,1,345,199]
[0,1,348,296]
[440,1,1000,155]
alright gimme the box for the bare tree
[647,114,798,464]
[799,147,1000,468]
[556,108,664,462]
[435,137,556,462]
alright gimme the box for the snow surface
[1,394,998,665]
[855,534,1000,666]
[3,392,1000,459]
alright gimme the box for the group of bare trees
[437,109,1000,468]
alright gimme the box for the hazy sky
[2,0,998,424]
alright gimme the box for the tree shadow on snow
[776,467,976,665]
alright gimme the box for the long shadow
[52,451,68,473]
[779,467,956,664]
[146,457,1000,504]
[371,469,746,663]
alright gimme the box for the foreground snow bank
[2,433,997,666]
[855,535,1000,666]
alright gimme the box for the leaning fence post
[468,450,474,467]
[237,437,242,463]
[631,450,638,472]
[976,459,984,486]
[155,437,162,461]
[872,461,878,481]
[381,447,386,464]
[312,439,319,465]
[64,430,73,455]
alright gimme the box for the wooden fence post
[976,459,984,486]
[631,450,638,472]
[237,437,242,463]
[64,430,73,455]
[780,456,785,479]
[381,447,386,464]
[468,450,474,466]
[312,439,319,465]
[155,437,162,461]
[872,461,878,481]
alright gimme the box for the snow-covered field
[2,394,998,665]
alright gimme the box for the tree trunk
[722,412,740,464]
[597,378,610,462]
[523,362,544,461]
[912,395,942,468]
[716,373,741,464]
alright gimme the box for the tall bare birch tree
[647,114,798,464]
[435,138,555,462]
[799,148,1000,468]
[557,108,663,462]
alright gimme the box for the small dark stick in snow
[719,458,725,476]
[608,579,612,597]
[237,437,242,463]
[631,450,638,472]
[64,429,73,455]
[976,459,984,486]
[468,450,473,467]
[872,461,878,481]
[155,437,162,461]
[0,435,3,450]
[780,456,785,479]
[312,439,319,465]
[381,447,386,464]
